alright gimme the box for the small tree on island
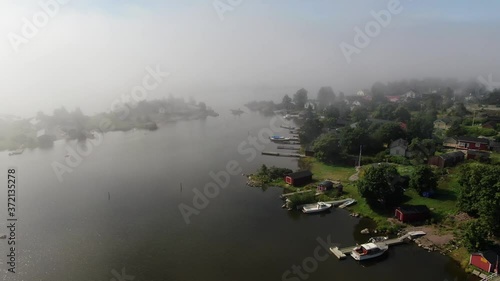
[357,165,405,208]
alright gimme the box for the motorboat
[338,199,357,208]
[302,202,332,214]
[351,242,388,261]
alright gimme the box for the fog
[1,0,499,117]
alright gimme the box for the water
[0,110,473,281]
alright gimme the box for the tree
[299,117,323,145]
[198,102,207,112]
[357,165,405,207]
[461,220,491,252]
[409,165,438,194]
[407,138,436,164]
[374,122,406,146]
[316,87,336,111]
[293,88,308,109]
[373,104,397,120]
[323,105,340,128]
[312,132,342,162]
[449,102,470,117]
[282,94,293,111]
[458,163,500,234]
[394,106,411,122]
[408,113,434,139]
[446,119,466,137]
[350,106,369,122]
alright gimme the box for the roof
[439,151,465,161]
[286,170,313,180]
[458,136,490,144]
[472,250,500,264]
[318,180,334,187]
[390,138,408,149]
[396,205,430,215]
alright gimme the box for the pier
[277,145,300,150]
[261,151,305,158]
[329,231,427,260]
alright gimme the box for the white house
[389,138,409,157]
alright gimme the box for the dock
[329,231,427,260]
[277,146,300,150]
[280,190,315,199]
[261,151,305,158]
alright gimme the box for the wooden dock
[261,151,305,158]
[280,190,315,199]
[277,146,300,150]
[329,231,427,260]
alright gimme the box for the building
[394,205,431,223]
[427,151,465,168]
[386,95,401,103]
[482,120,498,130]
[443,137,458,148]
[434,119,451,130]
[403,90,421,99]
[457,136,490,151]
[470,251,499,273]
[389,138,408,157]
[317,180,334,192]
[285,170,313,187]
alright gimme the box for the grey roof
[457,136,490,144]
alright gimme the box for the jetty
[280,190,315,199]
[277,145,300,150]
[329,231,427,260]
[261,151,305,158]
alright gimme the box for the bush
[288,193,316,209]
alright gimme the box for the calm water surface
[0,110,474,280]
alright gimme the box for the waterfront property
[394,205,431,223]
[284,170,313,187]
[470,251,500,273]
[457,136,490,151]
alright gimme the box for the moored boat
[302,202,332,214]
[269,135,291,142]
[351,242,388,261]
[338,199,357,208]
[368,236,389,243]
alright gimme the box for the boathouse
[394,205,430,223]
[285,170,313,187]
[470,251,499,273]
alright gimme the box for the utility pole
[358,145,362,168]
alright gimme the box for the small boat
[269,135,291,142]
[8,148,24,156]
[338,199,357,208]
[368,236,389,243]
[302,202,332,214]
[351,242,388,261]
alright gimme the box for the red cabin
[395,205,430,223]
[457,136,490,151]
[470,251,499,273]
[285,170,313,187]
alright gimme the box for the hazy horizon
[2,0,500,117]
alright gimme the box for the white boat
[338,199,356,208]
[368,236,389,243]
[351,242,388,261]
[8,148,24,156]
[302,202,332,214]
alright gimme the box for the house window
[475,143,480,147]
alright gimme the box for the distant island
[0,97,218,152]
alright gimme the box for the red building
[395,205,430,223]
[285,170,313,187]
[470,251,499,273]
[457,136,490,151]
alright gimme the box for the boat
[302,202,332,214]
[338,199,357,208]
[269,135,291,142]
[368,236,389,243]
[8,148,24,156]
[351,242,388,261]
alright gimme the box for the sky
[1,0,500,117]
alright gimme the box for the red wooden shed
[470,251,499,273]
[394,205,430,223]
[284,170,313,187]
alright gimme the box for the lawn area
[300,157,356,182]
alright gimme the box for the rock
[0,234,6,239]
[361,228,370,234]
